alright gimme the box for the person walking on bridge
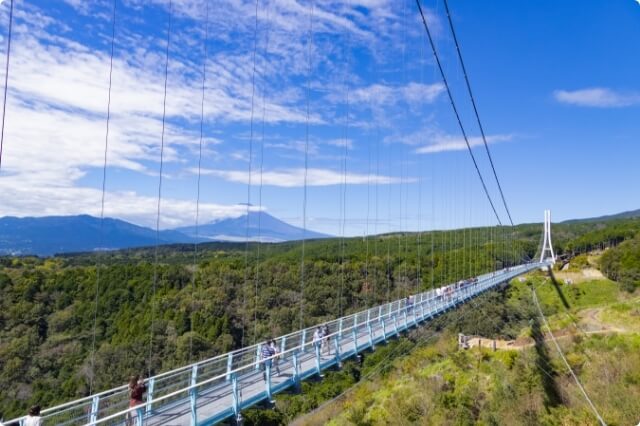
[313,327,323,353]
[24,406,42,426]
[127,375,147,426]
[322,324,331,355]
[261,340,275,381]
[406,295,414,314]
[269,340,280,375]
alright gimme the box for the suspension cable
[443,0,514,227]
[241,0,260,349]
[415,0,502,227]
[0,0,14,172]
[338,3,352,316]
[89,0,117,394]
[300,0,315,330]
[254,0,272,344]
[149,0,173,378]
[189,0,210,362]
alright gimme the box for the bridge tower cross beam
[539,209,556,264]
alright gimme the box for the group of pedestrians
[312,324,331,355]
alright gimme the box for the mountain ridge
[0,212,331,256]
[560,208,640,224]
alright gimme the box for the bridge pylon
[539,209,556,264]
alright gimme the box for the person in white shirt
[24,405,42,426]
[312,327,322,352]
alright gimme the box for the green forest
[0,217,638,420]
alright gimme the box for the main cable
[443,0,514,227]
[415,0,502,227]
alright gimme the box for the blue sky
[0,0,638,236]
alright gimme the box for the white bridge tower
[540,209,556,264]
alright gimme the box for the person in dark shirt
[127,375,147,425]
[261,341,274,381]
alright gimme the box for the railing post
[403,310,408,331]
[334,332,341,365]
[301,329,307,353]
[381,318,387,341]
[255,345,262,371]
[226,352,233,382]
[89,395,99,425]
[366,310,373,348]
[231,373,240,417]
[393,314,399,336]
[280,336,287,361]
[352,316,358,353]
[338,318,343,339]
[292,353,300,387]
[378,305,382,321]
[190,364,198,426]
[314,342,322,375]
[145,377,155,415]
[266,362,273,401]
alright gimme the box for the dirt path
[463,305,633,352]
[554,267,604,284]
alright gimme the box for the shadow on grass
[548,269,571,310]
[531,317,563,408]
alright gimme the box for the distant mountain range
[2,208,637,257]
[561,208,640,224]
[0,212,331,256]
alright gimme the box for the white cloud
[344,82,444,108]
[326,138,353,150]
[0,174,262,228]
[553,87,640,108]
[415,134,513,154]
[0,0,440,230]
[197,167,405,187]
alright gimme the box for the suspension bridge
[0,0,612,424]
[7,258,555,426]
[5,211,558,425]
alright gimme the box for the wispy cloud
[415,133,513,154]
[197,167,405,187]
[0,174,260,228]
[553,87,640,108]
[341,82,445,108]
[326,138,354,150]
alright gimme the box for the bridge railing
[8,261,546,426]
